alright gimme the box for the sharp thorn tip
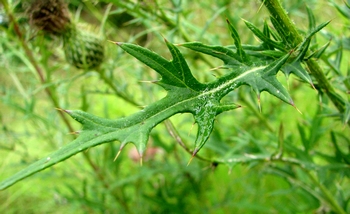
[55,107,66,112]
[68,131,80,135]
[311,83,316,90]
[187,155,194,166]
[292,103,302,114]
[113,150,122,162]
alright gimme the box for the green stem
[262,0,347,123]
[306,171,347,214]
[262,0,302,47]
[98,70,141,107]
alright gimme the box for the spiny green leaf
[253,53,292,104]
[0,37,293,190]
[225,52,293,105]
[0,121,116,190]
[192,101,241,157]
[282,63,313,87]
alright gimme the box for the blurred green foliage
[0,0,349,213]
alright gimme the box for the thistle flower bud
[28,0,71,35]
[63,28,104,69]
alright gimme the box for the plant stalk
[306,171,347,214]
[262,0,347,123]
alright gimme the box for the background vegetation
[0,0,349,213]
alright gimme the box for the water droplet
[45,157,51,163]
[277,90,280,94]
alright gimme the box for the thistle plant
[0,3,332,187]
[29,0,104,69]
[0,0,349,213]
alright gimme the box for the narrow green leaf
[300,20,332,62]
[306,6,316,35]
[330,0,350,19]
[330,131,344,161]
[271,122,284,159]
[307,40,331,60]
[330,132,350,164]
[262,20,275,50]
[263,20,270,37]
[268,22,283,42]
[269,16,288,44]
[343,102,350,125]
[296,38,311,61]
[307,20,331,40]
[180,42,243,65]
[214,103,241,115]
[243,50,284,59]
[244,19,287,51]
[226,19,247,62]
[346,0,350,9]
[332,43,343,75]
